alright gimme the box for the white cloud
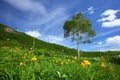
[97,14,116,22]
[98,42,102,45]
[3,0,69,33]
[90,36,120,51]
[102,19,120,27]
[25,30,41,38]
[87,6,95,14]
[108,48,120,51]
[47,35,64,44]
[4,0,47,15]
[97,9,120,27]
[41,8,69,32]
[102,9,119,16]
[106,35,120,46]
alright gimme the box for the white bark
[77,42,80,59]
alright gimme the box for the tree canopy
[63,12,96,58]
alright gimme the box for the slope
[0,23,77,55]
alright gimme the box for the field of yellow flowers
[0,46,120,80]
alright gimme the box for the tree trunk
[77,42,80,59]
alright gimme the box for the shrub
[110,55,120,64]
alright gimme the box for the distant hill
[0,23,77,55]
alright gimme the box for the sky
[0,0,120,51]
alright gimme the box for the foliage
[0,23,120,80]
[110,55,120,64]
[63,12,96,58]
[0,23,77,55]
[0,46,120,80]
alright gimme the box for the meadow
[0,46,120,80]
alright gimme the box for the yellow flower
[67,59,71,62]
[10,49,18,53]
[52,60,55,62]
[72,60,75,63]
[23,54,27,59]
[100,62,106,68]
[84,60,91,65]
[56,60,58,63]
[81,62,86,67]
[109,66,114,71]
[20,62,23,66]
[31,56,37,61]
[60,61,64,65]
[2,46,9,49]
[74,57,77,60]
[14,50,17,52]
[81,60,91,67]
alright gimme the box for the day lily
[60,61,64,65]
[31,56,37,61]
[20,62,23,66]
[74,57,77,60]
[81,60,91,67]
[100,62,106,68]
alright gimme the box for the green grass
[0,23,120,80]
[0,46,120,80]
[0,23,77,55]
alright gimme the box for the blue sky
[0,0,120,51]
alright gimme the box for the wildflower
[74,57,77,60]
[2,46,9,49]
[23,54,27,59]
[14,50,17,52]
[67,59,71,62]
[84,60,91,65]
[11,49,17,53]
[52,60,55,62]
[31,56,37,61]
[81,60,91,67]
[60,61,64,65]
[100,62,106,68]
[72,60,75,63]
[81,62,86,67]
[109,66,114,71]
[20,62,23,66]
[56,60,58,63]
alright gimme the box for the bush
[110,55,120,64]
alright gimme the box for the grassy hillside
[0,23,120,56]
[1,24,120,80]
[82,51,120,57]
[0,46,120,80]
[0,23,77,55]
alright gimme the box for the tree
[63,12,96,59]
